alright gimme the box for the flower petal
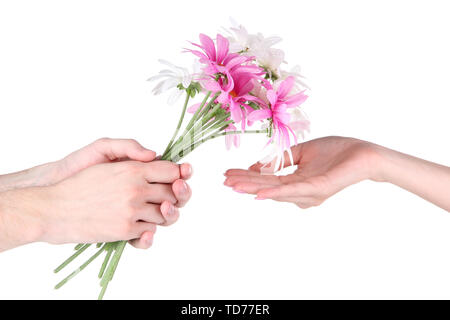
[278,76,295,99]
[168,88,183,105]
[230,102,242,123]
[285,91,308,108]
[266,90,278,107]
[202,79,222,92]
[199,34,216,61]
[187,103,201,113]
[216,34,229,64]
[247,109,272,122]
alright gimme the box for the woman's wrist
[369,143,420,184]
[365,143,395,183]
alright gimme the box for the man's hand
[54,138,158,183]
[0,160,192,252]
[0,138,157,192]
[0,138,193,252]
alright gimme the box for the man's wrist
[0,161,62,192]
[0,187,52,251]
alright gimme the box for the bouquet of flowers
[53,22,310,299]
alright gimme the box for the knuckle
[296,202,310,209]
[313,199,325,207]
[124,161,142,173]
[119,221,133,238]
[126,139,140,147]
[228,177,239,185]
[123,204,138,220]
[169,165,181,180]
[124,184,142,200]
[95,137,111,145]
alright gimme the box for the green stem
[98,243,114,279]
[98,282,109,301]
[162,93,190,156]
[185,118,233,152]
[167,110,229,160]
[174,129,268,162]
[98,240,126,300]
[54,244,91,273]
[184,91,212,133]
[162,92,220,160]
[74,244,84,251]
[198,92,220,118]
[201,103,222,124]
[55,244,107,290]
[195,129,267,149]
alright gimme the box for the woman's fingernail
[233,189,246,194]
[255,196,266,200]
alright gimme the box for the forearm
[0,187,49,252]
[0,161,61,192]
[374,145,450,212]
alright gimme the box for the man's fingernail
[145,235,153,244]
[145,238,153,247]
[183,163,193,177]
[180,180,188,193]
[168,204,178,216]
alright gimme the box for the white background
[0,0,449,300]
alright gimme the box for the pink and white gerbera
[248,76,308,152]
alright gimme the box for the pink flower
[202,70,263,131]
[225,122,240,150]
[248,77,308,151]
[188,34,263,78]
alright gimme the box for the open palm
[224,137,379,208]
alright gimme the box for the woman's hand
[224,137,383,209]
[225,136,450,212]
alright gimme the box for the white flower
[250,80,270,105]
[258,143,296,174]
[148,59,194,105]
[225,21,285,78]
[279,65,310,91]
[288,108,310,139]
